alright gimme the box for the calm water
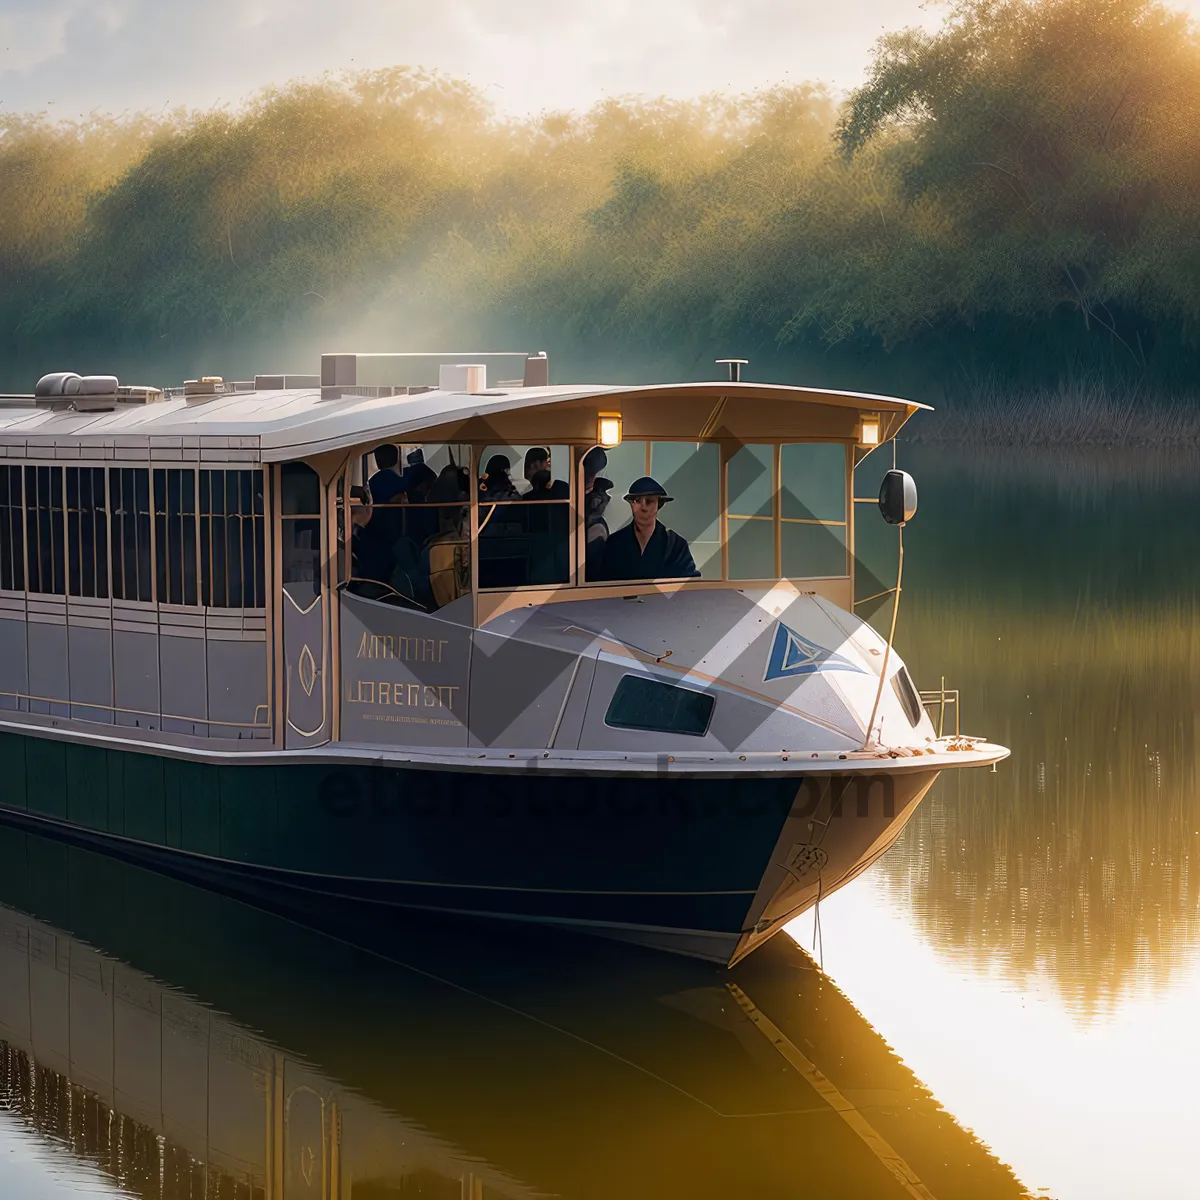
[2,446,1199,1199]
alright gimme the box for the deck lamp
[859,413,881,447]
[598,412,623,448]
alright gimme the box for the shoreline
[903,380,1200,450]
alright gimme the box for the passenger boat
[0,351,1008,964]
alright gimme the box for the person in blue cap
[598,476,699,581]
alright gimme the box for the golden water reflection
[885,598,1200,1017]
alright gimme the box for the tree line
[2,0,1198,392]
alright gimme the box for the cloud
[0,0,976,119]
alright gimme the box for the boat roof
[0,380,931,464]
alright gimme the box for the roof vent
[439,363,487,393]
[34,372,160,410]
[76,375,119,396]
[716,358,748,383]
[116,385,163,404]
[523,352,549,388]
[184,376,225,396]
[73,382,164,412]
[35,371,82,397]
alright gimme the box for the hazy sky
[4,0,1198,121]
[0,0,952,119]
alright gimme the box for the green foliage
[4,2,1200,389]
[837,0,1200,349]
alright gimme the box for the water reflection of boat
[0,352,1007,965]
[0,827,1028,1200]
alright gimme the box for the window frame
[0,464,26,593]
[469,436,853,600]
[0,458,268,611]
[603,672,717,738]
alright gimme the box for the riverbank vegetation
[3,0,1200,410]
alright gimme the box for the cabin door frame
[272,459,336,749]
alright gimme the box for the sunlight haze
[2,0,944,117]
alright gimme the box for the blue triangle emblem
[764,622,861,681]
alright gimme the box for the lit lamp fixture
[597,412,623,447]
[859,413,881,446]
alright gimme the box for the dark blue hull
[0,732,803,958]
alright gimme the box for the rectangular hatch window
[605,674,715,737]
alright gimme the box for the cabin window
[582,440,712,585]
[279,462,322,602]
[892,666,923,728]
[780,443,849,579]
[585,439,643,583]
[109,468,153,602]
[200,470,265,608]
[725,443,850,582]
[727,444,776,580]
[24,466,66,596]
[66,467,109,599]
[478,443,570,589]
[345,443,472,609]
[280,461,321,516]
[650,442,720,578]
[153,469,198,606]
[605,674,715,737]
[0,466,24,591]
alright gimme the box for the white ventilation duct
[438,364,487,393]
[34,372,81,397]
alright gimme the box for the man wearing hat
[598,477,700,581]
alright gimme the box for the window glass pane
[85,468,106,598]
[25,466,66,596]
[253,508,266,607]
[181,471,197,606]
[361,443,471,554]
[65,467,108,599]
[281,517,321,601]
[50,467,65,595]
[584,440,643,583]
[224,471,244,607]
[605,675,714,737]
[23,468,38,592]
[153,470,169,603]
[585,441,700,584]
[727,444,773,518]
[892,667,923,728]
[153,469,198,606]
[348,449,471,610]
[727,516,776,580]
[596,440,648,504]
[478,444,569,500]
[477,444,570,590]
[135,469,152,601]
[66,467,81,595]
[199,467,261,608]
[852,458,899,614]
[110,467,153,602]
[0,466,24,591]
[782,521,848,578]
[281,462,321,516]
[201,470,220,606]
[781,443,846,523]
[649,442,720,579]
